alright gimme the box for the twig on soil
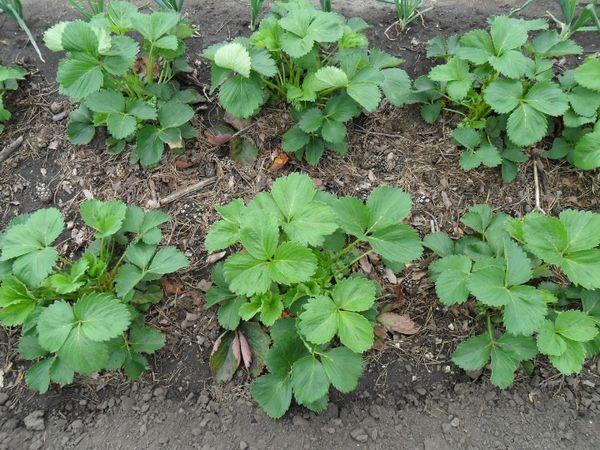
[159,177,217,206]
[0,136,24,164]
[533,159,546,214]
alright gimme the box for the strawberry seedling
[425,205,600,387]
[44,1,199,167]
[0,65,27,134]
[0,201,190,393]
[203,0,411,165]
[204,173,423,417]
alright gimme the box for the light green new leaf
[214,42,252,78]
[80,199,127,238]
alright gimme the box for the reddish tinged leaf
[209,332,241,382]
[268,152,289,172]
[374,324,388,340]
[232,333,241,366]
[240,322,271,377]
[377,312,421,335]
[211,331,227,355]
[205,124,234,145]
[238,331,252,369]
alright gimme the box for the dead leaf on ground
[204,124,234,145]
[162,276,183,296]
[238,331,252,369]
[377,312,421,335]
[175,156,194,169]
[224,112,251,131]
[268,152,289,172]
[206,251,226,264]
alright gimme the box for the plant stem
[486,315,495,341]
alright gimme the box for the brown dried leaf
[224,112,251,131]
[175,157,194,169]
[206,251,226,265]
[377,312,421,335]
[161,276,182,296]
[204,124,234,145]
[232,333,241,366]
[268,152,289,172]
[238,331,252,369]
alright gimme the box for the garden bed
[0,0,599,448]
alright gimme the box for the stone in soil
[23,410,45,431]
[350,427,369,443]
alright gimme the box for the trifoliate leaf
[573,131,600,170]
[269,242,318,286]
[37,301,75,352]
[331,197,370,237]
[366,224,423,266]
[311,67,349,91]
[559,209,600,252]
[423,232,455,257]
[503,285,547,336]
[80,199,127,238]
[484,79,522,114]
[205,199,245,252]
[428,58,472,100]
[58,328,109,374]
[321,347,363,393]
[490,345,518,388]
[299,295,339,344]
[72,293,131,342]
[57,54,104,101]
[507,103,548,147]
[224,253,271,296]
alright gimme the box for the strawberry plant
[0,65,27,134]
[204,173,423,418]
[43,1,199,167]
[0,201,189,393]
[424,205,600,388]
[202,0,411,165]
[409,15,600,181]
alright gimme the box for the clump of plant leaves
[0,65,27,134]
[43,1,200,167]
[204,173,423,418]
[424,205,600,388]
[0,200,190,393]
[202,0,412,165]
[409,15,600,181]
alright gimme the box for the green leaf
[147,247,189,275]
[524,81,569,116]
[25,358,53,393]
[337,310,373,353]
[489,50,533,79]
[321,347,362,393]
[209,332,240,382]
[490,345,518,388]
[19,334,48,360]
[230,138,259,166]
[490,16,529,52]
[537,320,567,356]
[548,338,586,375]
[332,277,376,311]
[80,199,127,238]
[73,293,131,342]
[503,286,547,336]
[1,208,63,260]
[158,100,195,129]
[291,356,330,404]
[452,333,492,370]
[205,199,245,252]
[269,242,317,286]
[559,209,600,252]
[130,11,179,42]
[573,131,600,170]
[452,127,481,150]
[484,80,522,114]
[574,57,600,92]
[367,186,412,230]
[507,103,548,147]
[57,54,103,101]
[224,253,271,296]
[136,125,164,167]
[218,74,265,119]
[434,255,472,305]
[311,67,349,91]
[259,293,284,326]
[67,106,95,145]
[299,295,339,344]
[555,310,598,342]
[429,58,472,100]
[423,232,455,257]
[298,108,324,133]
[366,224,423,266]
[282,126,310,152]
[239,213,279,260]
[58,328,109,374]
[331,197,370,237]
[504,239,532,286]
[130,324,165,354]
[115,264,144,298]
[37,301,75,352]
[382,68,411,107]
[250,374,293,419]
[85,89,124,113]
[522,214,568,264]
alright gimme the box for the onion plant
[153,0,185,11]
[378,0,432,32]
[250,0,265,30]
[319,0,331,11]
[67,0,106,20]
[0,0,44,61]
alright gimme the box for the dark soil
[1,0,600,449]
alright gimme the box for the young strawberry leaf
[80,199,127,238]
